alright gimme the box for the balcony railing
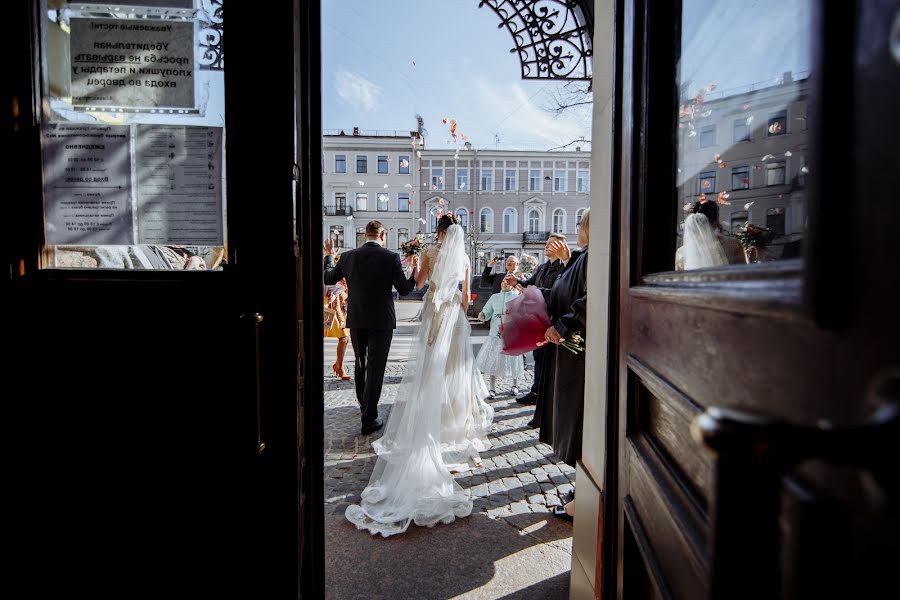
[324,206,353,216]
[523,231,550,243]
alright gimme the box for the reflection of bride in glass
[676,200,744,270]
[345,214,493,537]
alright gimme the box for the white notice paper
[70,18,195,109]
[42,122,133,245]
[135,124,224,245]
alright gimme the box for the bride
[345,215,494,537]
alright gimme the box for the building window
[526,208,541,233]
[455,207,468,231]
[481,170,493,191]
[398,193,410,212]
[766,161,786,186]
[377,192,389,211]
[576,208,587,227]
[730,210,748,234]
[554,170,567,192]
[766,208,785,235]
[504,169,517,191]
[698,171,716,194]
[529,169,541,191]
[767,110,787,136]
[457,168,469,190]
[397,227,409,248]
[731,166,750,190]
[335,154,346,173]
[552,208,566,233]
[334,191,347,209]
[398,155,410,174]
[699,125,716,148]
[503,207,517,233]
[377,155,389,174]
[431,168,444,190]
[576,170,590,192]
[355,227,366,247]
[733,119,751,142]
[355,192,367,211]
[356,155,367,173]
[329,225,345,248]
[480,207,493,233]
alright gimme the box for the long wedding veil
[345,223,492,537]
[682,213,728,270]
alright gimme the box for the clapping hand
[323,239,334,256]
[547,239,570,262]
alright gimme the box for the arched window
[455,207,469,231]
[576,208,587,227]
[527,208,541,233]
[552,208,566,234]
[480,207,494,233]
[502,207,517,233]
[429,206,441,233]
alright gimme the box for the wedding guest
[515,233,569,414]
[475,280,524,398]
[482,254,524,294]
[540,209,590,521]
[324,276,351,381]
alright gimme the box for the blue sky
[321,0,593,151]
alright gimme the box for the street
[322,300,574,599]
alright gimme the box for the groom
[323,220,418,435]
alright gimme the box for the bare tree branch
[547,137,591,152]
[542,81,593,115]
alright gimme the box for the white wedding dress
[345,224,493,537]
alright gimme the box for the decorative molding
[198,0,224,71]
[479,0,593,80]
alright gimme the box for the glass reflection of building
[677,71,809,260]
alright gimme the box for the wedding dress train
[345,225,493,537]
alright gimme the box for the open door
[4,1,311,595]
[607,0,900,598]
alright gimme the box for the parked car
[467,274,491,326]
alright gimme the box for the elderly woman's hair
[579,208,591,232]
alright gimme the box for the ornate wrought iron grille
[198,0,224,71]
[479,0,593,80]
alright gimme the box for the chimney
[352,126,360,136]
[782,71,793,83]
[575,146,581,152]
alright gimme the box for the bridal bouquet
[560,333,585,355]
[400,235,426,257]
[735,223,776,251]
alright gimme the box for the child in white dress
[476,280,525,397]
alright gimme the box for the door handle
[242,312,267,455]
[690,372,900,599]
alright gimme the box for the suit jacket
[323,242,415,330]
[520,259,564,290]
[481,264,523,295]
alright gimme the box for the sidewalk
[323,300,574,599]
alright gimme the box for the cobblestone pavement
[323,304,575,599]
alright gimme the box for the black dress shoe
[527,419,539,429]
[361,418,384,435]
[516,391,537,405]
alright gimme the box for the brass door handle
[241,312,266,455]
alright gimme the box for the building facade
[322,130,422,252]
[418,148,591,272]
[677,72,809,257]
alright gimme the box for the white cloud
[334,69,382,113]
[468,79,591,150]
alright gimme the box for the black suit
[518,258,565,408]
[324,242,416,426]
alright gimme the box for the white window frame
[481,170,493,192]
[480,207,494,233]
[456,168,469,190]
[355,192,368,211]
[431,168,444,190]
[552,208,566,233]
[526,207,542,233]
[529,169,541,191]
[576,170,589,192]
[376,192,390,211]
[334,154,346,173]
[503,207,518,233]
[398,192,410,212]
[455,207,469,231]
[553,170,567,192]
[504,169,517,192]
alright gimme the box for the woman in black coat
[539,208,590,520]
